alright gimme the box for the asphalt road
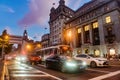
[6,60,120,80]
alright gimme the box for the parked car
[74,54,109,68]
[45,55,87,73]
[28,54,42,65]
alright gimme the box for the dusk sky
[0,0,90,41]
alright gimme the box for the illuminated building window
[94,49,100,57]
[105,16,111,23]
[78,28,81,33]
[77,28,82,47]
[84,25,89,31]
[84,25,90,43]
[93,22,98,29]
[109,48,115,56]
[92,21,100,45]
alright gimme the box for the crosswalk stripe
[8,63,63,80]
[11,74,50,77]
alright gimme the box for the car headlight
[16,57,21,61]
[82,61,87,66]
[66,62,77,67]
[21,57,27,61]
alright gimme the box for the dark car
[45,55,87,72]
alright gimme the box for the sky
[0,0,91,41]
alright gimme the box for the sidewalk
[0,60,4,79]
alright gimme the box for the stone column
[81,27,84,45]
[89,24,93,44]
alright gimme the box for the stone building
[41,33,50,48]
[64,0,120,57]
[49,0,75,46]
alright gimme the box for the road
[6,60,120,80]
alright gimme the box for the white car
[74,54,109,67]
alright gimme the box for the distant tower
[23,29,28,40]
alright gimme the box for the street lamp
[26,44,31,50]
[36,44,41,49]
[1,35,9,60]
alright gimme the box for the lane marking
[87,69,111,74]
[12,74,52,77]
[9,63,63,80]
[11,71,44,74]
[89,70,120,80]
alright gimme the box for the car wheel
[90,61,97,68]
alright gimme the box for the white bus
[36,45,72,61]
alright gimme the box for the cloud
[18,0,59,27]
[0,5,15,13]
[18,0,89,27]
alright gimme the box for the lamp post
[1,35,9,60]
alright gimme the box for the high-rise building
[49,0,74,46]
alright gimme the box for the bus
[36,45,72,61]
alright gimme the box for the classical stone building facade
[64,0,120,57]
[41,33,50,48]
[49,0,74,46]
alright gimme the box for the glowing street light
[4,35,9,40]
[26,44,31,50]
[36,44,41,48]
[1,34,9,60]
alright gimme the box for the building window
[84,25,89,31]
[109,48,115,56]
[105,27,115,44]
[78,28,81,33]
[94,49,100,57]
[105,16,111,23]
[84,25,90,43]
[92,22,100,45]
[104,5,110,11]
[93,22,98,29]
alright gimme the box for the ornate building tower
[23,29,28,41]
[49,0,75,46]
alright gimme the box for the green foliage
[0,36,12,55]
